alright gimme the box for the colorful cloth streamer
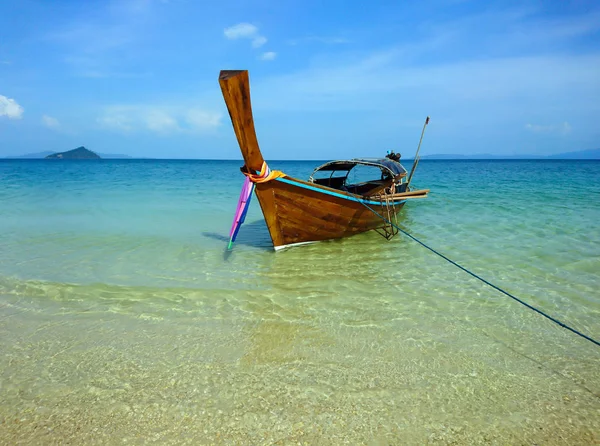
[242,161,285,183]
[227,162,286,250]
[227,176,255,250]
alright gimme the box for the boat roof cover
[312,158,407,177]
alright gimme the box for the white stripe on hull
[273,240,320,251]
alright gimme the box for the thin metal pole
[407,116,430,187]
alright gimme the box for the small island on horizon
[46,146,101,159]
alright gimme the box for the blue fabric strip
[275,177,406,206]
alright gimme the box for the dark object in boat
[386,151,401,162]
[219,70,429,250]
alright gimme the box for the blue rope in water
[359,201,600,348]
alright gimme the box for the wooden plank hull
[254,176,407,249]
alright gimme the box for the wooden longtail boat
[219,70,429,250]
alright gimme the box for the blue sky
[1,0,599,159]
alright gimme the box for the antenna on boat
[406,116,430,188]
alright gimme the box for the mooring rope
[359,201,600,348]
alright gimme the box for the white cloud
[185,109,222,130]
[146,110,179,133]
[0,95,24,119]
[259,51,277,61]
[97,113,134,132]
[252,36,267,48]
[98,105,221,134]
[224,23,258,39]
[288,36,350,45]
[224,22,267,48]
[525,124,550,132]
[525,122,572,135]
[251,50,600,114]
[42,115,60,129]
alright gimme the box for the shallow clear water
[0,159,599,444]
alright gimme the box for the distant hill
[98,153,132,159]
[419,148,599,160]
[46,146,101,159]
[5,150,132,159]
[5,151,56,159]
[545,148,600,160]
[420,154,542,160]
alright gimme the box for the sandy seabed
[1,287,598,445]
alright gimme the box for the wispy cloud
[0,95,24,119]
[98,104,222,134]
[49,24,133,54]
[524,10,600,41]
[224,23,267,48]
[250,4,600,112]
[44,0,159,77]
[185,109,222,131]
[62,56,153,79]
[418,5,600,58]
[525,122,572,135]
[42,115,60,129]
[259,51,277,61]
[224,23,257,39]
[0,60,11,65]
[97,112,133,132]
[246,47,600,163]
[252,36,267,48]
[288,36,351,45]
[146,110,179,133]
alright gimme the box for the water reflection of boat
[219,70,429,250]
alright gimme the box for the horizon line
[3,157,600,161]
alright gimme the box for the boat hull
[218,70,428,250]
[255,176,406,249]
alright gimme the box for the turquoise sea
[0,159,599,444]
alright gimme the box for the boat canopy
[310,158,407,179]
